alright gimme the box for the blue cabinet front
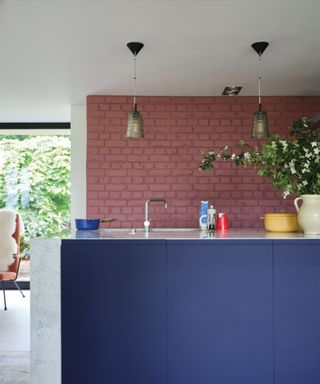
[61,240,167,384]
[61,238,320,384]
[274,240,320,384]
[167,240,274,384]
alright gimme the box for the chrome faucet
[144,198,168,232]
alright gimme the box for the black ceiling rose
[251,41,269,56]
[127,42,144,56]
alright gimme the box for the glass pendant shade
[252,110,269,138]
[126,109,144,139]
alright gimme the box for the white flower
[231,153,236,160]
[271,141,277,149]
[289,160,296,174]
[302,163,310,173]
[302,180,308,186]
[223,146,228,150]
[283,191,290,199]
[311,142,317,147]
[244,152,251,161]
[314,148,320,155]
[280,140,288,150]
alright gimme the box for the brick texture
[87,95,320,228]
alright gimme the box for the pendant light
[126,42,144,139]
[251,41,269,139]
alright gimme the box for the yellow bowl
[261,212,300,232]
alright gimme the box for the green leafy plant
[199,117,320,198]
[0,135,71,257]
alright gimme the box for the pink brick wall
[87,95,320,229]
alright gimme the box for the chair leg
[13,281,25,298]
[2,281,7,311]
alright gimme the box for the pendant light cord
[258,55,262,111]
[133,55,137,111]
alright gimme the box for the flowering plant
[199,117,320,197]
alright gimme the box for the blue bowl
[75,219,100,230]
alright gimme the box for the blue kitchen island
[31,230,320,384]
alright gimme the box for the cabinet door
[274,240,320,384]
[167,240,273,384]
[61,240,167,384]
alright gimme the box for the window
[0,124,70,283]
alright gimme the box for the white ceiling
[0,0,320,122]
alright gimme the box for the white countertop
[70,228,320,240]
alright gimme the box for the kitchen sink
[96,227,204,240]
[133,228,199,232]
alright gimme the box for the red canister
[217,213,228,231]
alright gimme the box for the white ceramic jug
[294,195,320,235]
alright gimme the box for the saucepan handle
[100,218,117,223]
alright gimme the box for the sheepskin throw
[0,209,25,271]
